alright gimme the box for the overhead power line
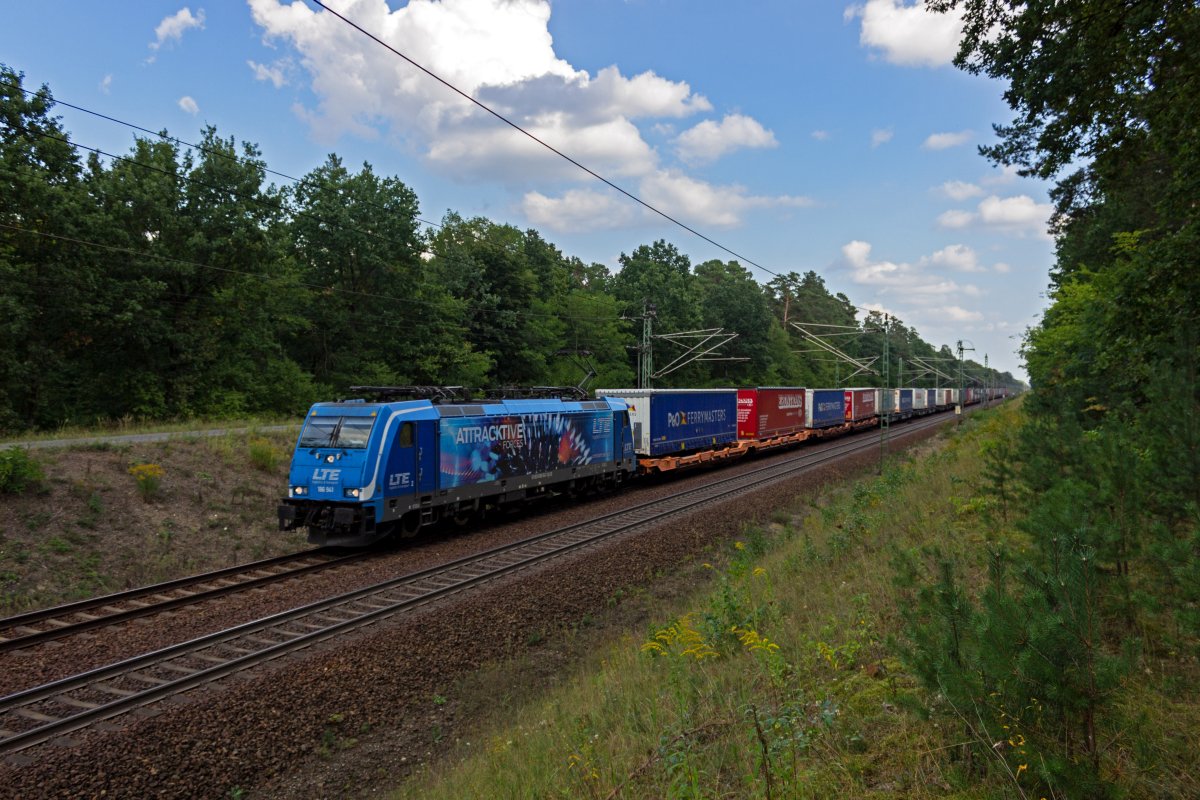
[309,0,782,280]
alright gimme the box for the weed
[0,447,43,494]
[45,537,72,555]
[128,463,164,501]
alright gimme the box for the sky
[0,0,1056,379]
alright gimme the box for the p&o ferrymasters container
[893,388,914,415]
[805,389,846,429]
[843,388,877,422]
[737,387,806,439]
[595,388,737,457]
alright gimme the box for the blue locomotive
[278,387,637,546]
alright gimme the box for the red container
[843,388,877,422]
[737,388,807,439]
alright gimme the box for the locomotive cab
[278,400,439,546]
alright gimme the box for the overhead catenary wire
[308,0,787,283]
[3,122,627,327]
[3,76,993,373]
[5,75,897,337]
[0,77,629,323]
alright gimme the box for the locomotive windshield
[299,415,376,449]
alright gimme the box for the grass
[388,404,1199,800]
[388,416,1002,799]
[0,414,299,446]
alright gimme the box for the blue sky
[1,1,1054,379]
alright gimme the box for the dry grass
[0,426,306,614]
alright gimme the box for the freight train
[278,384,1003,547]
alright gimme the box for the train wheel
[398,511,422,538]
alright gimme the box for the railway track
[0,549,367,653]
[0,411,951,756]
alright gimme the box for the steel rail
[0,549,367,652]
[0,412,952,755]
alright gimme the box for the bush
[0,447,43,494]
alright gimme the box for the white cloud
[932,305,984,322]
[978,194,1053,234]
[922,129,973,150]
[981,164,1021,186]
[521,189,640,232]
[849,0,964,68]
[993,261,1012,274]
[926,244,984,273]
[871,127,894,147]
[178,96,199,115]
[937,194,1053,237]
[642,171,813,227]
[249,0,710,183]
[426,115,657,181]
[526,172,812,232]
[937,209,974,229]
[151,7,205,51]
[674,114,778,164]
[939,180,983,201]
[248,60,288,89]
[811,129,830,141]
[840,239,984,310]
[99,74,112,94]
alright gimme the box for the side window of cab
[398,422,414,448]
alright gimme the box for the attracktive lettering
[454,423,526,445]
[777,394,804,410]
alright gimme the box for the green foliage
[899,5,1200,796]
[896,538,1132,796]
[0,447,43,493]
[0,64,1013,433]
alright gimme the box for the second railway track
[0,549,368,653]
[0,411,951,756]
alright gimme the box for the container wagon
[843,388,878,423]
[892,388,914,419]
[737,387,808,442]
[596,388,739,472]
[911,388,930,415]
[805,388,847,429]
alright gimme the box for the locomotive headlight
[344,488,361,498]
[291,486,306,496]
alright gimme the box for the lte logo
[312,468,342,481]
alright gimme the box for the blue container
[896,388,914,413]
[805,389,845,429]
[597,389,737,456]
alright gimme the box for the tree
[692,259,777,385]
[0,67,89,430]
[289,158,478,391]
